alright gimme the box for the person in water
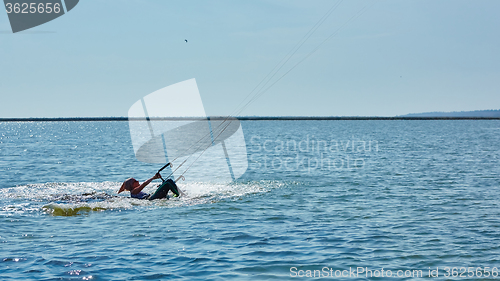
[118,173,182,200]
[118,173,160,199]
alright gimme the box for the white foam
[0,180,286,216]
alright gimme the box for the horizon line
[1,116,500,122]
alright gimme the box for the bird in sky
[185,39,188,43]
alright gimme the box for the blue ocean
[1,120,500,280]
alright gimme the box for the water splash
[0,180,285,216]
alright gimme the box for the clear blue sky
[1,0,499,117]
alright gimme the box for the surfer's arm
[131,173,161,194]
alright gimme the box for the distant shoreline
[1,116,500,122]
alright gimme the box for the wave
[0,180,286,216]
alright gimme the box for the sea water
[1,120,500,280]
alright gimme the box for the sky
[1,0,499,118]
